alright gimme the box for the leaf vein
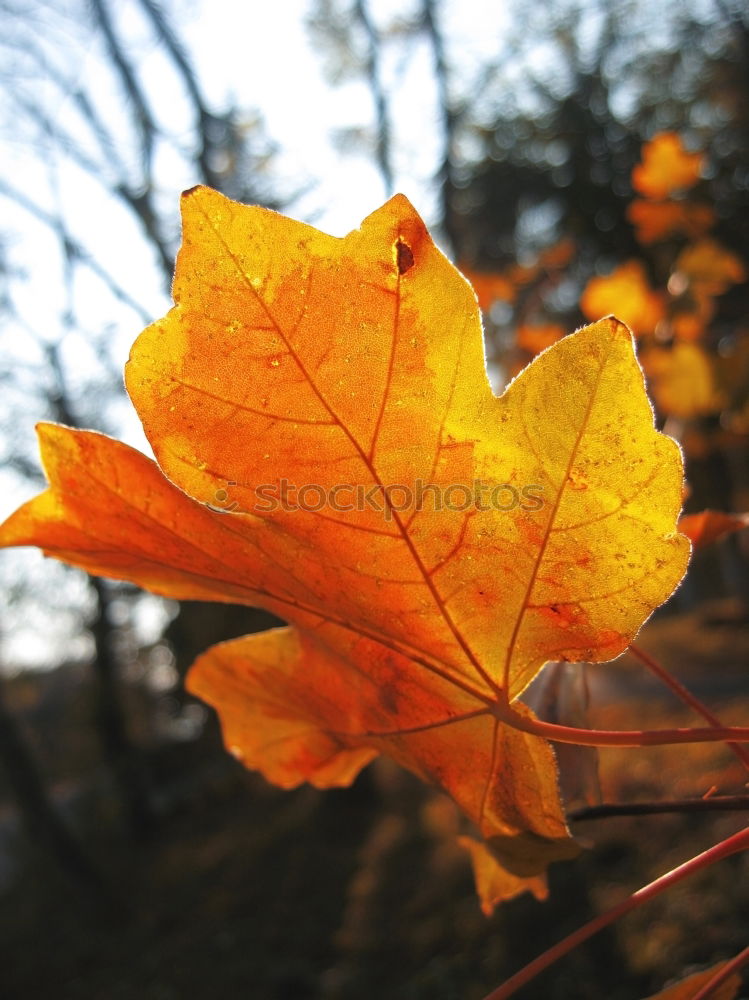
[502,343,614,694]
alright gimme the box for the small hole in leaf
[396,239,414,275]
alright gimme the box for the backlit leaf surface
[458,835,548,915]
[0,189,690,889]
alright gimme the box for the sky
[1,0,515,459]
[1,0,739,668]
[181,0,512,232]
[6,0,711,669]
[0,0,513,669]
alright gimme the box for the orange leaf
[679,510,749,550]
[632,132,704,200]
[671,309,710,343]
[457,835,548,915]
[0,423,319,608]
[580,260,665,335]
[457,264,516,310]
[188,627,379,789]
[675,238,747,297]
[536,238,575,270]
[645,341,723,419]
[642,960,741,1000]
[0,190,690,897]
[516,322,565,356]
[189,629,579,875]
[627,199,714,245]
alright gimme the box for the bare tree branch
[570,796,749,821]
[89,0,157,176]
[0,180,153,322]
[353,0,394,196]
[420,0,458,252]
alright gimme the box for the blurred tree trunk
[47,341,158,834]
[420,0,459,254]
[1,0,287,837]
[0,673,107,895]
[89,578,157,834]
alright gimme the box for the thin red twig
[629,642,749,772]
[479,825,749,1000]
[689,944,749,1000]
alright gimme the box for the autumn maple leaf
[580,259,665,336]
[627,199,714,245]
[632,132,704,200]
[0,189,690,908]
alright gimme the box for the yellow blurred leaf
[458,265,516,310]
[632,133,704,200]
[675,239,747,297]
[646,341,724,419]
[516,322,565,356]
[628,200,715,245]
[581,260,665,336]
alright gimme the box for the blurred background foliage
[0,1,747,997]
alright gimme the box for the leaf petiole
[689,944,749,1000]
[494,699,749,748]
[628,642,749,772]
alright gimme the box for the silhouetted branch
[570,796,749,821]
[42,333,157,837]
[0,672,109,897]
[420,0,459,252]
[114,182,175,282]
[0,180,152,322]
[89,0,157,175]
[136,0,227,189]
[89,577,157,836]
[353,0,394,196]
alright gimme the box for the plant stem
[569,795,749,821]
[629,643,749,772]
[479,825,749,1000]
[497,700,749,747]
